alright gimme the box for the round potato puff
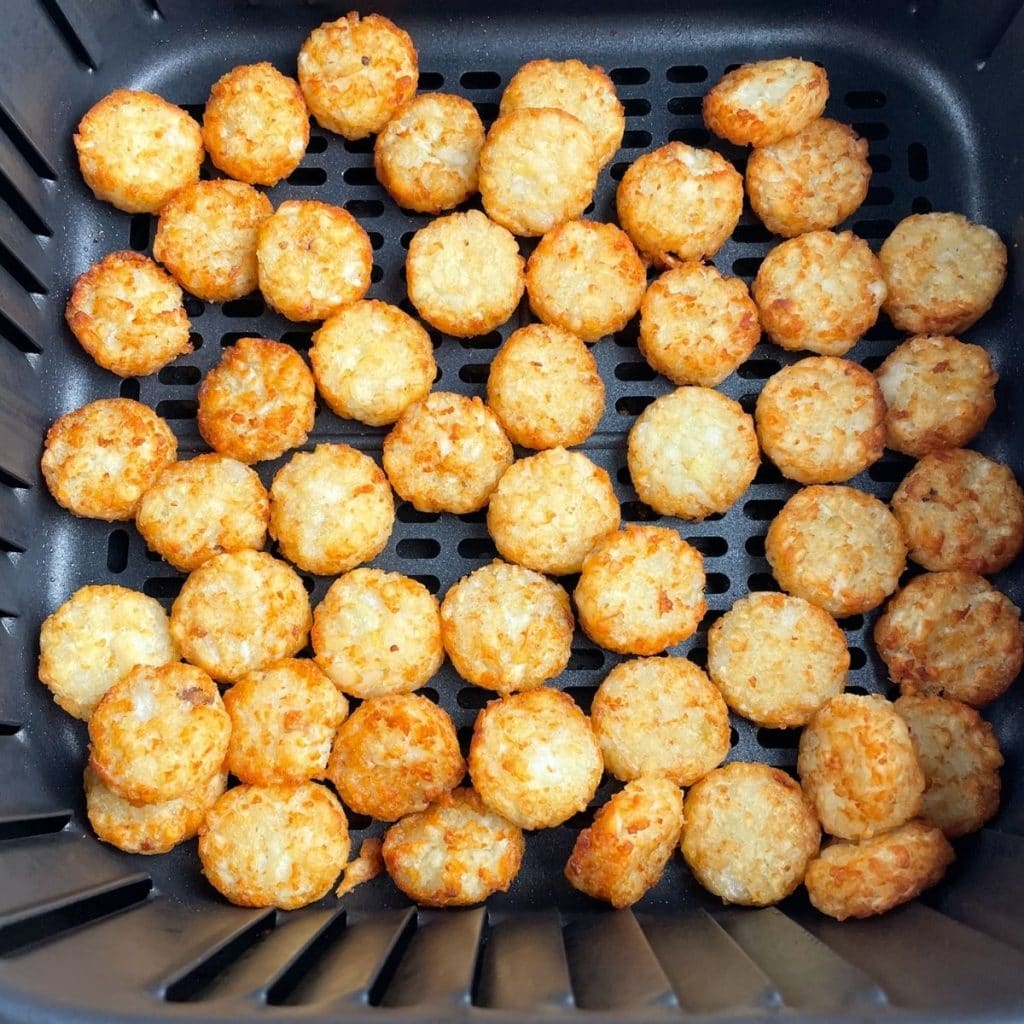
[469,689,602,830]
[798,693,924,841]
[65,251,191,377]
[565,777,683,908]
[327,694,464,821]
[874,571,1023,708]
[41,399,176,521]
[39,584,178,721]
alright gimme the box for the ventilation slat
[640,909,780,1012]
[0,201,48,293]
[477,911,573,1010]
[0,85,57,180]
[0,810,71,841]
[0,263,46,352]
[564,909,678,1011]
[0,135,50,236]
[0,483,28,551]
[39,0,104,69]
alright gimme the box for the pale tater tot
[874,571,1023,708]
[487,324,605,450]
[525,220,645,342]
[38,584,178,721]
[374,94,484,213]
[469,689,603,830]
[269,444,394,576]
[170,550,312,684]
[591,657,730,787]
[682,763,820,906]
[312,568,443,699]
[703,58,828,147]
[479,108,599,237]
[88,662,230,805]
[199,782,350,910]
[298,12,417,140]
[153,180,272,302]
[136,454,269,572]
[805,821,954,920]
[65,251,191,378]
[327,694,464,821]
[574,525,706,655]
[203,63,310,187]
[565,777,683,908]
[627,387,759,520]
[638,262,760,387]
[440,560,573,694]
[383,788,525,907]
[197,337,316,464]
[616,142,743,266]
[798,693,924,841]
[42,399,177,522]
[383,392,513,514]
[487,448,621,576]
[892,449,1024,575]
[74,89,203,213]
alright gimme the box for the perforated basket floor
[0,1,1023,1021]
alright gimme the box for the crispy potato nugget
[805,821,954,920]
[708,592,849,728]
[74,89,203,213]
[746,119,870,237]
[170,550,312,683]
[327,694,464,821]
[374,94,484,213]
[617,143,743,266]
[628,387,759,520]
[270,444,394,576]
[298,12,417,140]
[896,695,1002,837]
[203,63,309,187]
[480,108,599,238]
[85,766,225,855]
[683,763,820,906]
[88,662,230,805]
[880,213,1007,335]
[66,251,191,378]
[798,693,924,841]
[197,337,315,464]
[526,220,645,342]
[440,560,573,694]
[136,454,269,572]
[488,448,621,576]
[876,335,997,457]
[766,485,906,617]
[638,262,760,387]
[257,200,372,322]
[154,180,272,302]
[755,357,885,484]
[383,788,525,907]
[200,782,350,910]
[224,659,348,786]
[383,392,513,514]
[574,525,706,655]
[500,59,624,169]
[753,231,886,356]
[39,584,178,721]
[566,777,683,908]
[42,398,176,521]
[487,324,604,449]
[592,657,730,786]
[312,568,443,699]
[469,689,602,830]
[406,210,525,338]
[703,58,828,147]
[892,449,1024,575]
[875,571,1023,708]
[311,300,435,427]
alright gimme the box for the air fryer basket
[1,0,1022,1020]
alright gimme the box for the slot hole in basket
[623,98,651,116]
[281,331,312,351]
[908,142,929,181]
[346,199,384,218]
[853,218,896,239]
[621,500,660,522]
[129,214,151,251]
[222,294,265,318]
[610,161,631,181]
[850,647,867,670]
[158,364,200,385]
[459,363,489,384]
[757,727,800,750]
[457,537,497,560]
[474,102,499,122]
[459,332,502,349]
[667,96,703,116]
[868,153,892,172]
[614,361,656,381]
[732,222,773,243]
[865,185,895,206]
[668,126,711,146]
[706,574,729,595]
[564,685,596,713]
[411,574,440,594]
[747,572,780,592]
[306,135,328,154]
[397,503,439,524]
[143,577,184,599]
[621,129,652,149]
[666,64,708,83]
[155,399,197,420]
[568,649,604,673]
[106,530,129,574]
[912,196,933,214]
[609,67,650,85]
[837,614,864,632]
[418,71,444,90]
[738,359,780,380]
[396,538,440,560]
[688,536,728,557]
[286,167,326,186]
[754,462,785,485]
[184,297,204,318]
[689,646,708,668]
[343,166,377,186]
[732,256,763,278]
[344,137,374,155]
[615,395,654,416]
[745,535,766,557]
[852,121,889,140]
[420,687,440,704]
[458,687,490,710]
[460,70,501,90]
[119,378,140,400]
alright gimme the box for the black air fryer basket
[1,0,1022,1020]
